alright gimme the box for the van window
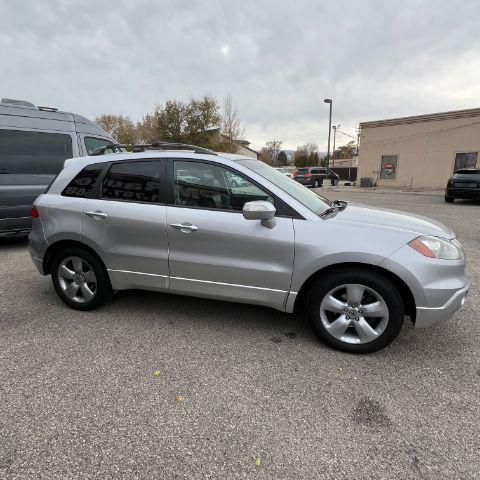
[102,161,162,203]
[62,164,104,198]
[0,129,73,175]
[85,137,115,155]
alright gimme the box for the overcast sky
[1,0,480,150]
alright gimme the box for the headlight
[408,235,464,260]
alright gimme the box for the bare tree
[221,95,245,153]
[260,139,282,165]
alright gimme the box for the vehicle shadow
[0,237,28,249]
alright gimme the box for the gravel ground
[0,190,479,479]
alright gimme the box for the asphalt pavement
[0,189,479,479]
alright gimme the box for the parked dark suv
[294,167,339,188]
[445,169,480,203]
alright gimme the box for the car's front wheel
[313,179,320,188]
[307,268,404,353]
[331,177,339,186]
[51,247,112,310]
[445,195,455,203]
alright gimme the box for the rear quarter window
[62,164,104,198]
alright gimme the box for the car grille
[454,182,477,188]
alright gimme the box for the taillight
[31,206,40,218]
[305,173,312,177]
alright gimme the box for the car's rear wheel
[445,195,455,203]
[52,247,112,310]
[307,269,404,353]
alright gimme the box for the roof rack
[90,141,218,156]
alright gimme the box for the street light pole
[332,124,340,168]
[324,99,332,167]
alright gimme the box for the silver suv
[29,143,469,353]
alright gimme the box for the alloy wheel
[57,256,97,303]
[319,283,389,344]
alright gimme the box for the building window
[454,152,478,172]
[380,155,398,180]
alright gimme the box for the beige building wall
[235,144,258,159]
[357,108,480,188]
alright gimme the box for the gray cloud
[1,0,479,149]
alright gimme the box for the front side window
[454,152,478,172]
[102,161,162,203]
[238,159,332,215]
[380,155,398,180]
[0,129,73,175]
[174,161,273,211]
[62,164,103,198]
[85,137,115,155]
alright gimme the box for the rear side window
[62,164,103,198]
[0,129,73,175]
[102,161,162,203]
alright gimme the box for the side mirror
[242,201,276,229]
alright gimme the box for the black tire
[51,247,112,310]
[307,268,404,353]
[445,195,455,203]
[313,179,320,188]
[331,178,339,186]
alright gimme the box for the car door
[166,159,295,310]
[80,159,169,291]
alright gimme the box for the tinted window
[0,129,73,175]
[102,161,162,203]
[62,164,103,198]
[174,161,273,211]
[85,137,115,155]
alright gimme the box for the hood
[331,202,455,239]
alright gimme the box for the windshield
[238,159,332,214]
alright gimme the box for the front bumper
[415,284,469,328]
[446,187,480,199]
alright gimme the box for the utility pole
[323,99,333,167]
[332,124,340,168]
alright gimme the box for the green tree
[294,143,319,167]
[95,114,136,144]
[333,140,357,159]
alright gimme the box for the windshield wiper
[320,200,347,218]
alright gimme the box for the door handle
[170,223,198,232]
[85,211,107,220]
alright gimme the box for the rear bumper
[28,217,48,275]
[415,284,469,328]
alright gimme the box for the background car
[294,167,339,187]
[445,168,480,202]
